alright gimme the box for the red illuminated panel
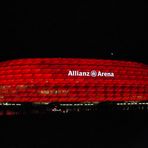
[0,58,147,102]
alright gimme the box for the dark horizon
[0,48,147,64]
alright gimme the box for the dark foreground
[0,111,148,148]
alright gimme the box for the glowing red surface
[0,58,147,102]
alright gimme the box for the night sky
[0,1,147,63]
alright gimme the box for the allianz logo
[68,70,114,77]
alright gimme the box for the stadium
[0,58,147,115]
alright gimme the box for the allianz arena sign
[68,70,114,77]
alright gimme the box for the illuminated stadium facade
[0,58,147,114]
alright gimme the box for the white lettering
[68,70,73,76]
[68,70,114,77]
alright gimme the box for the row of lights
[0,103,21,106]
[60,103,94,106]
[117,102,148,105]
